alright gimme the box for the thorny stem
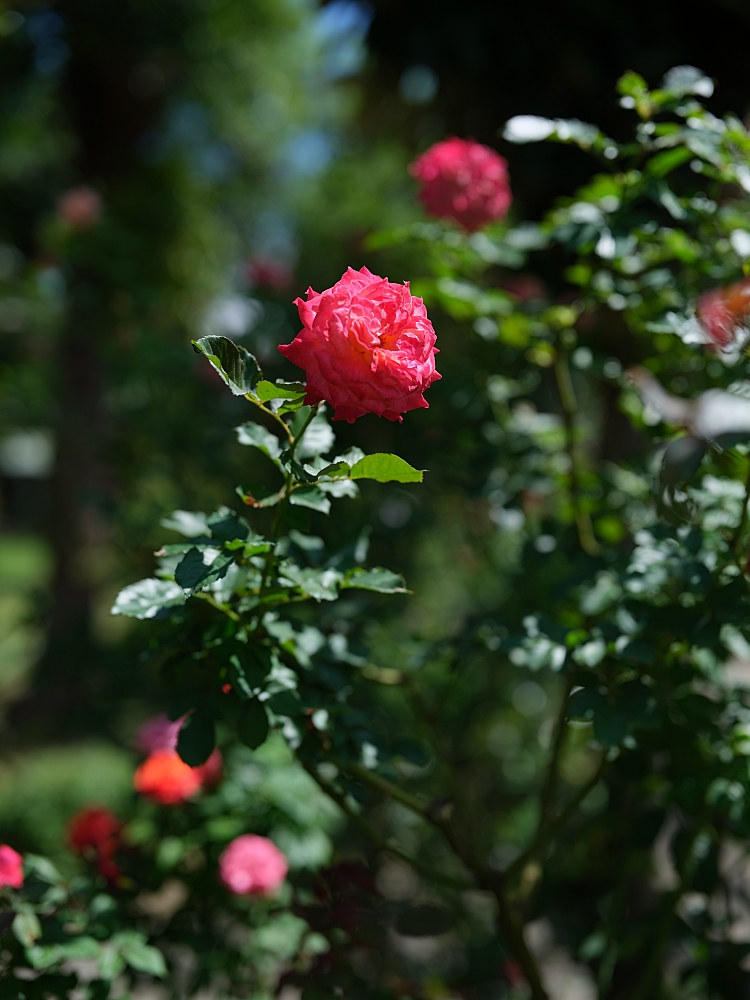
[553,347,599,556]
[259,403,320,597]
[288,402,319,461]
[343,762,551,1000]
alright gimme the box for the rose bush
[279,265,440,422]
[409,136,512,230]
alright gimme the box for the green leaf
[176,711,215,766]
[342,567,407,594]
[26,944,63,969]
[120,940,168,978]
[98,944,126,981]
[237,699,269,750]
[111,579,185,619]
[296,410,335,459]
[160,510,211,537]
[254,380,306,402]
[58,936,101,961]
[647,146,693,178]
[267,690,302,717]
[13,911,41,947]
[350,454,424,484]
[174,548,234,593]
[207,511,249,543]
[192,336,262,395]
[289,487,331,514]
[229,643,274,698]
[23,854,63,885]
[235,421,283,464]
[279,563,342,601]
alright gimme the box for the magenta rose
[278,266,440,423]
[409,137,512,231]
[219,834,288,896]
[0,845,23,889]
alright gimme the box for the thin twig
[506,755,605,883]
[246,395,294,443]
[342,762,550,1000]
[301,761,471,891]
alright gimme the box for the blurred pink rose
[135,713,184,754]
[56,186,103,229]
[279,266,440,423]
[0,845,23,889]
[409,137,511,231]
[219,834,288,896]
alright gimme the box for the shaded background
[0,0,747,887]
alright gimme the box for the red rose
[68,806,122,881]
[279,266,440,423]
[697,279,750,348]
[0,845,23,889]
[409,138,512,231]
[133,751,203,805]
[68,806,120,855]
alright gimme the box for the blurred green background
[0,0,749,860]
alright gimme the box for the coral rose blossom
[0,845,23,889]
[409,138,512,231]
[133,751,203,805]
[219,834,288,896]
[279,267,440,422]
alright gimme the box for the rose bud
[409,137,512,231]
[279,266,440,423]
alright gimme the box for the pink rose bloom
[409,138,512,231]
[135,713,184,754]
[279,266,440,423]
[56,186,103,229]
[0,845,23,889]
[219,834,288,896]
